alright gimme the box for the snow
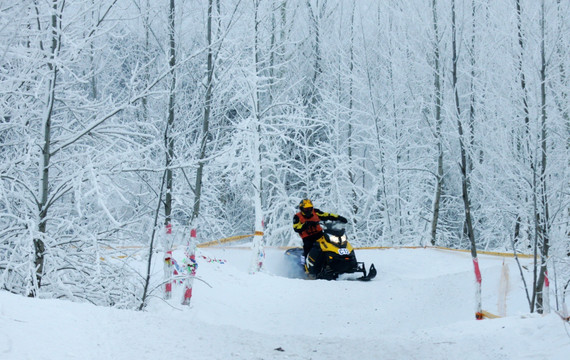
[1,247,569,360]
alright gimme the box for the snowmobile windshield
[323,221,344,231]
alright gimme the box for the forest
[0,0,568,311]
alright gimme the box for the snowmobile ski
[355,263,377,281]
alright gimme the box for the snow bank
[1,248,568,360]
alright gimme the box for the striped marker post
[164,249,173,299]
[182,229,197,306]
[163,223,174,300]
[473,257,483,320]
[542,270,550,314]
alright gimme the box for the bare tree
[451,0,481,318]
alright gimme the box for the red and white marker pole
[543,270,550,313]
[164,249,173,299]
[182,229,197,306]
[163,223,174,299]
[473,257,483,320]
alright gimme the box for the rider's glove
[337,216,348,223]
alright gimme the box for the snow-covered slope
[1,247,569,360]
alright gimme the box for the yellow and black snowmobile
[285,221,377,281]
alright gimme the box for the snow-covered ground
[1,246,569,360]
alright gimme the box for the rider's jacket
[293,208,341,242]
[294,209,323,239]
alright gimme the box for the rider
[292,198,348,259]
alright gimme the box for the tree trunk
[250,0,265,273]
[468,0,477,169]
[33,0,62,297]
[430,0,443,246]
[516,0,531,151]
[514,0,533,256]
[164,0,176,229]
[535,0,550,314]
[347,2,358,214]
[139,170,168,310]
[553,1,570,258]
[306,0,325,115]
[192,0,215,224]
[140,0,151,123]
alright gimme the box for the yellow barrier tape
[197,232,264,248]
[106,245,144,249]
[432,246,535,258]
[481,310,501,319]
[100,255,128,261]
[99,245,145,261]
[98,240,534,259]
[357,246,422,250]
[354,245,535,258]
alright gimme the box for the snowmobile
[285,220,377,281]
